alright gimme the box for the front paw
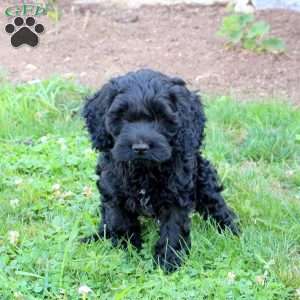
[154,248,183,272]
[154,241,189,273]
[111,232,142,250]
[128,233,142,250]
[227,221,241,236]
[218,215,241,236]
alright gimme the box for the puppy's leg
[155,206,191,272]
[82,199,142,249]
[196,156,240,235]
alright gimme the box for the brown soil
[0,1,299,102]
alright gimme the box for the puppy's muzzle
[132,143,150,156]
[111,122,172,163]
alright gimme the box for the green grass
[0,79,300,299]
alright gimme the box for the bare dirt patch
[0,1,299,102]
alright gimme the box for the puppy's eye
[126,113,153,123]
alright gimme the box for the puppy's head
[83,69,205,164]
[106,79,179,162]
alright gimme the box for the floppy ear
[169,79,206,154]
[83,82,118,151]
[166,79,206,207]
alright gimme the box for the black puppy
[83,69,239,272]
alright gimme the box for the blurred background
[0,0,299,102]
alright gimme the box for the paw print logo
[5,17,45,47]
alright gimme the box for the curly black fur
[82,69,239,272]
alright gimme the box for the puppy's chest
[136,188,154,216]
[124,174,159,217]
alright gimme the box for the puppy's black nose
[132,143,149,155]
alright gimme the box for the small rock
[27,79,41,85]
[63,73,75,79]
[25,64,38,71]
[64,56,71,62]
[114,15,139,24]
[23,138,34,146]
